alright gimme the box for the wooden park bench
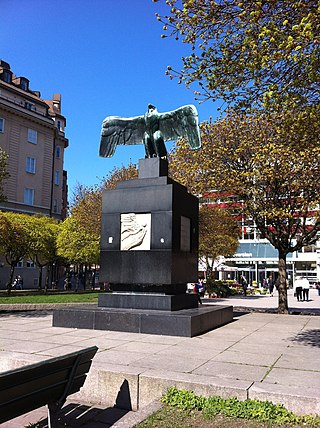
[0,345,98,427]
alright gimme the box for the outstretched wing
[99,115,146,157]
[158,105,201,149]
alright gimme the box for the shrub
[162,388,206,411]
[162,388,320,426]
[205,280,232,297]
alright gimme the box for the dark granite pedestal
[98,292,199,311]
[52,303,233,337]
[53,157,233,337]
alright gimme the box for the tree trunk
[45,265,50,292]
[206,265,213,281]
[38,266,43,291]
[205,256,214,281]
[6,265,15,295]
[91,265,96,290]
[76,264,80,291]
[277,250,288,314]
[83,265,87,290]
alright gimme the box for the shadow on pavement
[22,403,130,427]
[232,311,250,318]
[203,295,270,302]
[289,329,320,348]
[0,310,52,318]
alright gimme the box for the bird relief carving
[120,213,151,251]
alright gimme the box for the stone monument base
[98,292,199,311]
[52,303,233,337]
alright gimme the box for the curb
[0,303,96,311]
[231,305,320,316]
[112,400,163,427]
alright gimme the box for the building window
[2,70,12,83]
[24,188,34,205]
[20,79,29,91]
[26,157,36,174]
[26,260,35,268]
[54,170,60,186]
[15,260,23,268]
[0,117,4,133]
[53,199,58,213]
[28,128,37,144]
[56,146,61,158]
[25,101,35,111]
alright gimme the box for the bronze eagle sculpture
[99,104,201,158]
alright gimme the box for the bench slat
[0,376,86,423]
[0,361,91,404]
[0,346,98,424]
[0,347,97,389]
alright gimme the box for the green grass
[0,291,99,304]
[137,405,295,427]
[136,388,320,427]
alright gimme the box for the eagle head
[147,104,156,113]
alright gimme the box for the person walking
[240,275,248,297]
[301,277,310,301]
[267,275,274,296]
[17,275,23,290]
[193,283,202,304]
[293,277,303,302]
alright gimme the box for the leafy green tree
[57,217,100,269]
[68,185,102,289]
[72,186,102,238]
[0,212,30,294]
[70,162,138,240]
[155,0,320,110]
[23,216,60,290]
[0,148,9,202]
[69,181,92,210]
[100,161,138,190]
[199,205,240,280]
[58,163,139,287]
[170,111,320,313]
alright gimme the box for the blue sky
[2,0,218,192]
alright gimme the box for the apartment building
[0,59,69,288]
[0,60,68,218]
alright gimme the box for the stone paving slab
[263,366,320,389]
[192,360,269,382]
[0,306,319,426]
[229,341,289,354]
[275,355,320,371]
[211,349,281,366]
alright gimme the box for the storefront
[225,241,294,287]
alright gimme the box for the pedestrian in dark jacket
[267,275,274,296]
[240,275,248,297]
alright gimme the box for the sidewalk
[0,289,319,427]
[204,287,320,315]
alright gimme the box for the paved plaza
[0,288,319,427]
